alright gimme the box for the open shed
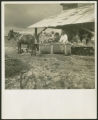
[28,4,95,55]
[28,4,95,39]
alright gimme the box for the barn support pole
[35,28,40,54]
[35,27,38,42]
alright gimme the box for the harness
[18,34,23,39]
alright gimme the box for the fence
[71,46,94,55]
[38,43,94,56]
[39,43,71,55]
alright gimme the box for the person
[82,33,88,45]
[48,31,55,43]
[54,32,60,42]
[39,31,46,43]
[72,33,81,45]
[59,30,69,44]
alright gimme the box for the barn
[28,3,95,55]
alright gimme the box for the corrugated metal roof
[28,5,95,28]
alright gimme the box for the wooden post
[69,44,71,55]
[35,28,40,54]
[64,44,67,55]
[35,28,38,43]
[39,44,41,54]
[64,44,71,55]
[50,44,53,54]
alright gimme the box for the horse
[7,29,38,55]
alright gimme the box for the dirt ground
[5,37,95,89]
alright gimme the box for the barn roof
[28,5,95,28]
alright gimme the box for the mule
[8,29,38,55]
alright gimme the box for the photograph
[1,1,97,119]
[4,2,96,89]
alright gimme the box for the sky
[5,4,62,30]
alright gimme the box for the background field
[5,37,95,89]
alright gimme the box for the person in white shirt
[59,30,69,44]
[49,31,55,43]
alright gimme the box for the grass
[5,54,29,78]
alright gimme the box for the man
[54,32,60,42]
[48,31,55,43]
[59,30,69,44]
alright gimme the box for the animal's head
[7,29,14,40]
[8,29,19,40]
